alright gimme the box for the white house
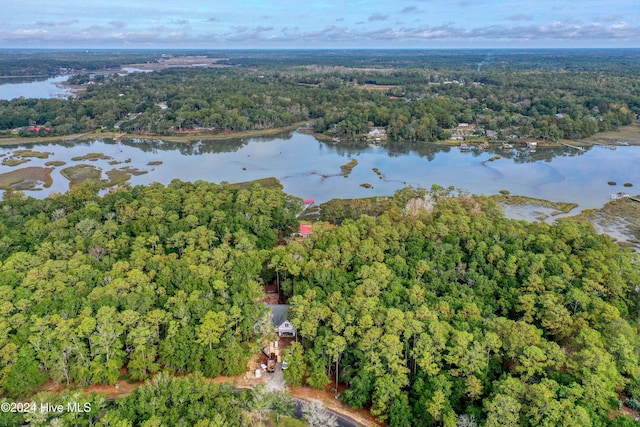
[368,127,386,137]
[267,304,296,337]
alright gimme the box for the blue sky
[2,0,639,49]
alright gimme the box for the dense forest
[0,181,638,426]
[289,188,640,426]
[1,49,639,143]
[0,180,300,394]
[1,373,316,426]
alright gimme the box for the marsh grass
[0,166,53,190]
[340,159,358,177]
[61,164,102,187]
[44,160,66,167]
[71,152,113,161]
[491,194,578,215]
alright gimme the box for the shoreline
[0,123,307,146]
[2,122,637,147]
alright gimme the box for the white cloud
[2,0,640,48]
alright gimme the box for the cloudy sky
[2,0,639,49]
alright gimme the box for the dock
[559,142,585,152]
[64,131,93,141]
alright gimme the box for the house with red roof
[299,224,312,237]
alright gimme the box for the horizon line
[1,47,640,51]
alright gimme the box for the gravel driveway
[264,362,287,391]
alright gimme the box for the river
[0,75,73,100]
[1,131,638,215]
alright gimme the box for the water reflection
[115,131,298,155]
[0,76,72,100]
[0,131,637,211]
[382,140,591,163]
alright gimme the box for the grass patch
[360,182,373,188]
[0,166,53,190]
[268,412,306,427]
[62,165,138,189]
[13,149,51,159]
[118,166,148,176]
[105,169,132,186]
[45,160,67,167]
[108,160,122,165]
[491,194,578,215]
[71,152,113,161]
[608,181,617,186]
[2,157,30,166]
[279,417,306,427]
[227,177,283,190]
[340,159,358,177]
[0,132,104,146]
[624,182,633,187]
[147,160,163,166]
[61,164,102,187]
[584,124,640,146]
[357,83,401,91]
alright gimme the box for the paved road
[291,397,363,427]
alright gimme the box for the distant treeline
[0,49,639,144]
[3,48,640,75]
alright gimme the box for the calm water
[0,68,154,100]
[0,76,72,100]
[1,131,638,212]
